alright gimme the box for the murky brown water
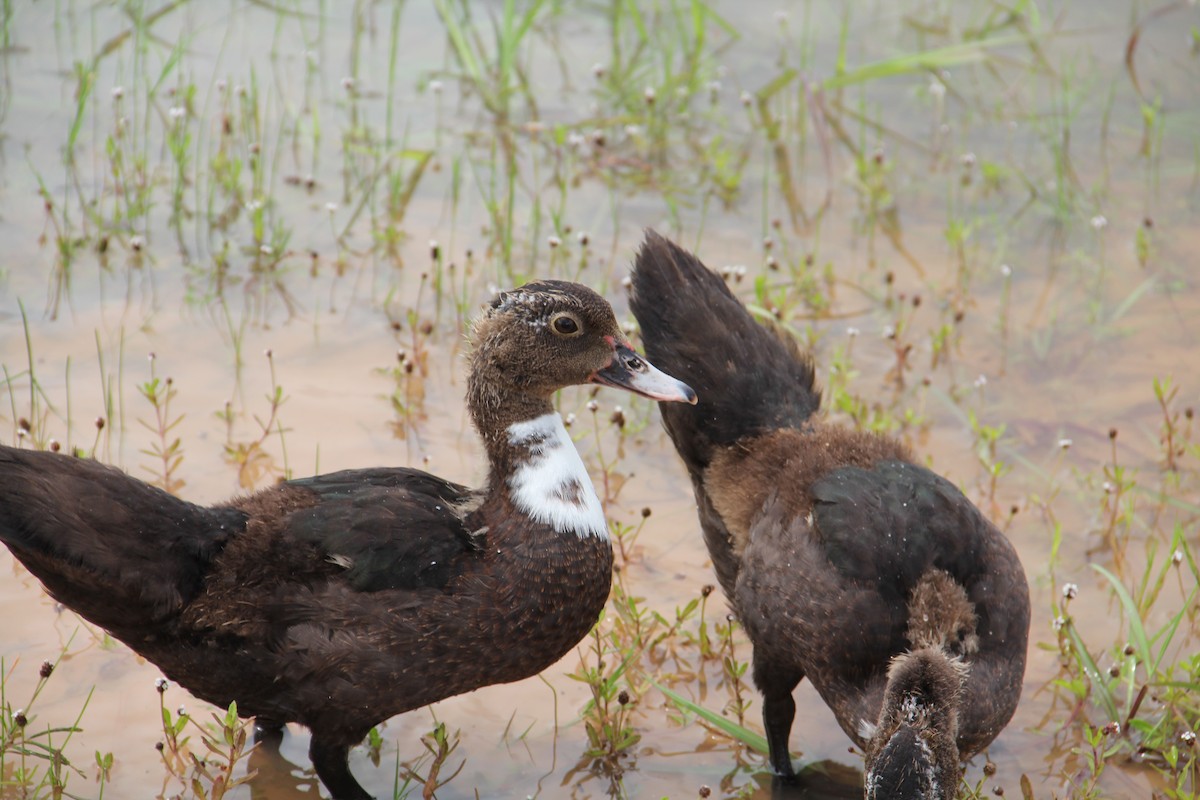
[2,1,1198,798]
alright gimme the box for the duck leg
[309,736,371,800]
[755,663,802,779]
[763,690,796,778]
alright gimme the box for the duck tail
[629,230,820,476]
[863,647,966,800]
[0,445,241,632]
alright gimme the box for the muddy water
[2,1,1198,798]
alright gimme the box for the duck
[0,280,697,800]
[627,231,1029,798]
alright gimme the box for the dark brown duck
[0,280,696,800]
[628,231,1029,799]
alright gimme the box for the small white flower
[1052,615,1066,631]
[429,79,443,94]
[564,413,576,427]
[235,84,247,97]
[929,80,946,99]
[547,235,561,248]
[974,374,987,388]
[624,124,642,137]
[621,276,632,288]
[246,199,263,212]
[740,90,753,107]
[341,76,355,91]
[567,132,585,149]
[882,325,896,339]
[1062,583,1078,600]
[643,86,656,103]
[1172,549,1184,565]
[216,79,227,92]
[325,202,338,213]
[591,63,606,79]
[177,706,188,717]
[1182,730,1196,746]
[155,678,169,691]
[168,106,186,120]
[112,86,125,99]
[1090,215,1108,230]
[847,327,860,338]
[130,235,145,251]
[1000,264,1012,277]
[586,400,599,413]
[706,80,722,95]
[260,245,273,255]
[1057,438,1073,450]
[961,152,976,167]
[576,231,589,246]
[774,10,788,23]
[1103,480,1115,494]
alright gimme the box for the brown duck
[628,231,1029,799]
[0,280,696,800]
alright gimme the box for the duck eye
[551,314,581,336]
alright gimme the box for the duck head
[468,280,695,434]
[863,648,968,800]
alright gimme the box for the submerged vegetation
[1,0,1197,797]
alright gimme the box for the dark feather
[283,468,479,592]
[629,229,819,474]
[628,231,1030,792]
[0,447,242,629]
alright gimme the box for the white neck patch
[506,413,609,540]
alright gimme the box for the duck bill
[592,342,697,404]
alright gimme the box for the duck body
[629,232,1029,797]
[0,280,695,800]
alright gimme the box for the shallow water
[1,1,1198,798]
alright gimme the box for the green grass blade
[1147,587,1197,676]
[1091,564,1151,667]
[652,679,769,754]
[823,35,1023,90]
[1064,619,1119,723]
[433,0,483,86]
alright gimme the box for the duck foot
[310,736,371,800]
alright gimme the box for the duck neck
[467,375,609,542]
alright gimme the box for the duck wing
[808,459,1028,658]
[276,468,481,593]
[781,458,1028,752]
